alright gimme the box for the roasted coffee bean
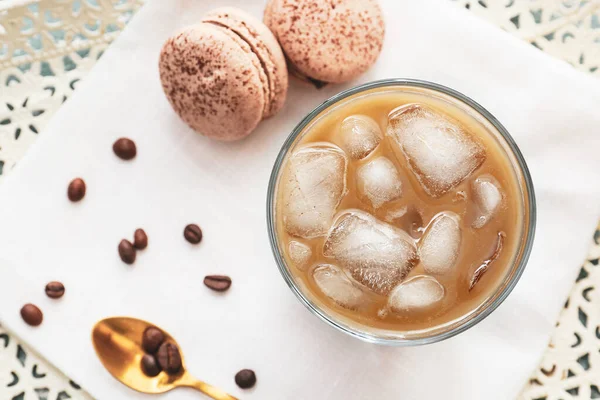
[45,281,65,299]
[118,239,136,264]
[20,304,43,326]
[140,354,161,377]
[133,228,148,250]
[67,178,86,202]
[157,342,182,374]
[112,138,137,160]
[235,369,256,389]
[142,326,165,354]
[183,224,202,244]
[203,275,232,292]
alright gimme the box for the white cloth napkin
[1,0,600,399]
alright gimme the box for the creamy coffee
[274,87,526,332]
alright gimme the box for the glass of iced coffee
[267,79,535,345]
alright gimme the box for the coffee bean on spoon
[67,178,86,202]
[45,281,65,299]
[235,369,256,389]
[204,275,232,292]
[20,304,43,326]
[140,354,161,377]
[118,239,136,264]
[133,228,148,250]
[113,138,137,160]
[142,326,165,354]
[157,342,182,374]
[183,224,202,244]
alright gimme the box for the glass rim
[266,78,537,346]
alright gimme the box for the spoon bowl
[92,316,237,399]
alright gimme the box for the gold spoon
[92,317,238,399]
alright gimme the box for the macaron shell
[159,25,266,141]
[203,7,288,118]
[208,22,271,120]
[264,0,385,84]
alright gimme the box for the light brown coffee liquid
[275,87,525,332]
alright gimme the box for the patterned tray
[0,0,599,399]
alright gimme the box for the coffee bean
[67,178,86,202]
[118,239,136,264]
[157,342,182,374]
[204,275,232,292]
[235,369,256,389]
[140,354,161,377]
[183,224,202,244]
[45,281,65,299]
[142,327,165,354]
[20,304,43,326]
[133,228,148,250]
[113,138,137,160]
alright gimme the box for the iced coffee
[270,81,534,337]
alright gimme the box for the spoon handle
[180,377,239,400]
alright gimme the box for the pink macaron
[159,7,288,141]
[264,0,385,86]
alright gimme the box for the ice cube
[471,175,503,229]
[419,212,462,274]
[281,143,347,238]
[385,205,424,239]
[453,191,467,203]
[387,104,486,197]
[323,210,418,295]
[384,205,408,223]
[338,115,382,159]
[312,264,367,309]
[388,275,445,312]
[288,240,312,271]
[356,156,403,208]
